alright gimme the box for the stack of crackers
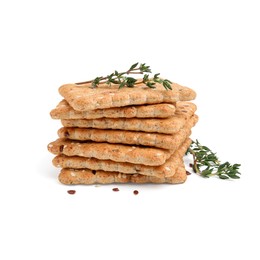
[48,81,198,185]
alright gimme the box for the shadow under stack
[48,81,198,185]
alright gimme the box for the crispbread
[58,164,187,185]
[52,155,181,178]
[52,138,191,177]
[48,138,172,166]
[50,100,176,119]
[58,114,198,149]
[59,81,196,111]
[61,102,197,134]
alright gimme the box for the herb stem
[188,147,200,174]
[126,71,143,74]
[74,63,172,90]
[76,68,143,85]
[76,78,107,85]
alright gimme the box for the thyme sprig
[75,62,172,90]
[187,140,241,179]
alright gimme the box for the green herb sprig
[75,62,172,90]
[187,140,241,179]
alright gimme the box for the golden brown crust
[50,100,176,119]
[58,82,196,111]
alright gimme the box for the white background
[0,0,259,259]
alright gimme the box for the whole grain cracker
[58,164,187,184]
[58,81,196,111]
[48,139,172,166]
[58,114,198,149]
[52,138,191,177]
[61,102,197,134]
[50,100,176,119]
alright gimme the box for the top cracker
[59,81,196,111]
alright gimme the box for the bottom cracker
[58,164,187,185]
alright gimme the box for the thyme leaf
[187,140,241,180]
[75,63,172,90]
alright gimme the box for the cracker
[50,100,176,119]
[48,139,172,166]
[58,164,187,185]
[52,138,191,177]
[61,102,197,134]
[58,114,198,149]
[58,81,196,111]
[53,155,181,178]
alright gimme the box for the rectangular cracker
[58,114,198,149]
[52,138,192,178]
[50,100,176,119]
[59,81,196,111]
[58,164,187,185]
[61,102,197,134]
[48,138,172,166]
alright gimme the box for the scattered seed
[189,163,193,167]
[133,190,139,195]
[186,171,192,175]
[112,188,119,192]
[67,190,76,195]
